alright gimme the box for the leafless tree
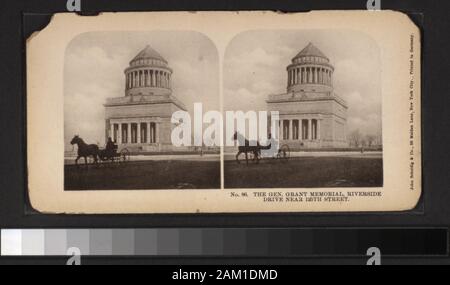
[349,129,362,147]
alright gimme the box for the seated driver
[261,133,279,158]
[105,137,117,155]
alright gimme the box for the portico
[280,118,321,141]
[108,119,160,145]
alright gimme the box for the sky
[223,29,382,137]
[64,31,219,149]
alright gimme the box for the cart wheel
[236,151,258,164]
[120,148,130,162]
[278,144,290,161]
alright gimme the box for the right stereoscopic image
[223,30,383,188]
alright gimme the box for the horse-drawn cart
[98,145,130,163]
[233,132,290,165]
[236,143,290,164]
[70,135,131,166]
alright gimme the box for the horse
[232,132,262,165]
[70,135,99,166]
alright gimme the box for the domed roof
[293,42,328,59]
[131,45,167,63]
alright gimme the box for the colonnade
[280,118,320,141]
[125,69,171,89]
[287,66,332,86]
[110,121,159,144]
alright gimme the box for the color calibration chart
[1,228,447,256]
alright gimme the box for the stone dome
[287,42,334,93]
[293,42,329,62]
[125,45,172,97]
[130,45,168,67]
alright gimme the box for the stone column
[317,120,321,140]
[155,123,159,143]
[299,119,302,140]
[149,70,152,87]
[137,122,141,144]
[308,119,312,140]
[109,123,114,140]
[289,120,293,140]
[312,120,316,140]
[287,70,291,86]
[330,70,332,86]
[127,123,131,144]
[151,123,155,143]
[147,122,151,143]
[118,123,122,144]
[137,71,140,87]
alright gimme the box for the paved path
[65,151,381,165]
[224,151,382,160]
[64,154,220,165]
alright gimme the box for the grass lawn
[224,156,383,188]
[65,160,220,190]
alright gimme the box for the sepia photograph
[63,31,220,190]
[223,30,383,188]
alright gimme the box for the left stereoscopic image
[64,31,220,190]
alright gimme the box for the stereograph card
[26,11,421,213]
